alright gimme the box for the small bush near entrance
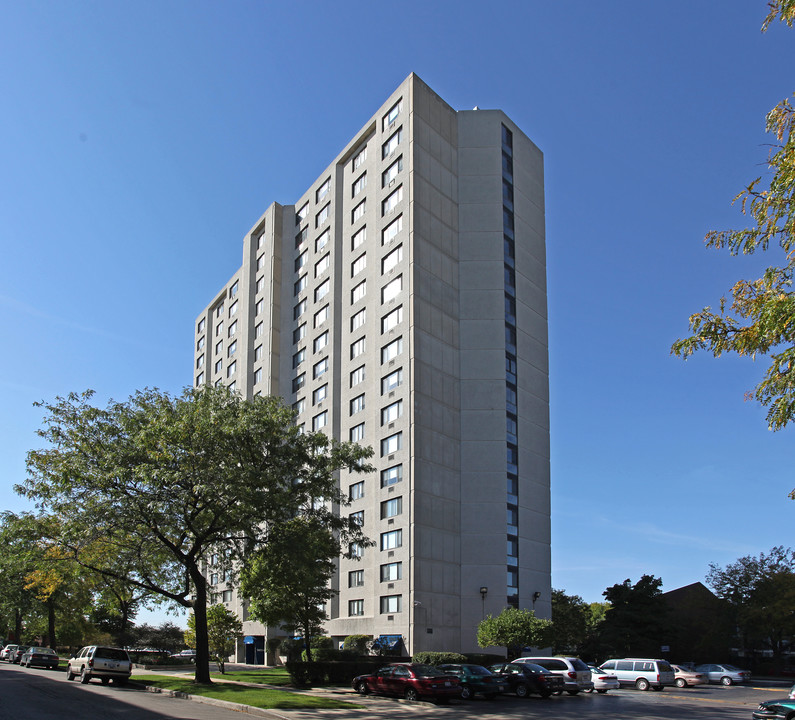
[412,651,468,665]
[343,634,371,654]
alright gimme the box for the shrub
[343,634,371,654]
[412,651,467,665]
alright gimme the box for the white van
[599,658,675,690]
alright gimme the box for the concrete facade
[193,74,550,658]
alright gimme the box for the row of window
[348,560,402,588]
[348,463,402,501]
[348,594,402,616]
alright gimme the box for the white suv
[66,646,132,686]
[513,656,593,695]
[599,658,675,690]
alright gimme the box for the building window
[382,215,402,245]
[316,178,330,203]
[314,330,329,354]
[315,228,330,253]
[349,480,365,500]
[227,340,237,357]
[506,324,517,353]
[349,542,363,558]
[292,398,305,416]
[255,299,264,315]
[215,303,225,318]
[348,599,364,616]
[380,562,402,582]
[350,337,366,359]
[196,354,205,369]
[507,504,518,528]
[380,432,402,456]
[255,322,263,338]
[229,300,238,317]
[349,570,364,588]
[254,368,263,385]
[351,253,367,277]
[257,255,266,271]
[382,156,403,187]
[292,373,305,392]
[198,318,206,333]
[256,276,265,293]
[313,357,329,378]
[381,465,402,487]
[507,536,518,558]
[380,529,402,550]
[381,337,403,363]
[216,321,224,337]
[313,384,328,405]
[314,304,329,327]
[351,226,366,250]
[352,173,367,197]
[382,127,402,158]
[352,145,367,170]
[380,594,402,614]
[382,245,403,274]
[296,202,309,225]
[350,394,365,415]
[215,340,223,355]
[196,372,204,386]
[381,306,402,333]
[381,496,402,519]
[381,275,402,304]
[292,349,305,369]
[381,400,403,425]
[228,320,238,337]
[255,344,263,361]
[383,98,403,129]
[350,423,365,442]
[315,278,330,303]
[294,274,307,296]
[215,359,223,374]
[295,227,308,247]
[351,280,366,304]
[312,410,328,431]
[381,368,403,394]
[222,590,233,603]
[316,203,330,227]
[227,360,236,378]
[315,253,330,278]
[350,365,365,387]
[294,299,307,319]
[507,568,519,593]
[352,200,366,224]
[293,324,306,344]
[351,308,366,332]
[382,186,403,215]
[295,250,308,272]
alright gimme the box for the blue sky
[1,1,793,627]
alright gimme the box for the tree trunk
[190,565,212,684]
[303,621,313,663]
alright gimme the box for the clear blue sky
[1,1,793,628]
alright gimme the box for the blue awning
[243,636,255,644]
[375,634,403,650]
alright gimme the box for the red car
[352,663,461,702]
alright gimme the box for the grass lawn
[210,667,292,686]
[132,674,360,710]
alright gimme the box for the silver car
[66,645,132,685]
[694,663,750,686]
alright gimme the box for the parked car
[1,644,18,661]
[10,645,31,664]
[437,663,507,700]
[66,646,132,685]
[694,663,751,686]
[512,656,593,694]
[488,661,565,698]
[599,658,676,690]
[352,663,460,702]
[753,686,795,719]
[585,665,620,693]
[671,663,707,688]
[20,647,59,670]
[170,650,197,662]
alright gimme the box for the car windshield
[95,648,128,661]
[465,665,491,676]
[520,663,547,673]
[31,648,55,655]
[412,664,445,678]
[571,658,590,671]
[722,664,741,672]
[657,661,673,672]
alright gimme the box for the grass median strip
[210,668,292,685]
[132,675,360,709]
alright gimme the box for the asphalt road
[2,660,792,720]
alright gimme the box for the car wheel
[635,678,649,691]
[567,689,579,696]
[25,660,31,668]
[597,689,608,693]
[460,684,472,700]
[675,678,687,688]
[515,683,529,698]
[721,676,733,686]
[405,687,419,702]
[356,680,369,695]
[584,686,593,693]
[101,677,110,685]
[80,667,91,684]
[66,667,75,681]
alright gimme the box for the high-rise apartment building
[194,74,549,661]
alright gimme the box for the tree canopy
[599,575,669,658]
[476,607,552,656]
[185,605,242,674]
[18,385,372,683]
[671,2,795,433]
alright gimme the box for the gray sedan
[693,663,751,685]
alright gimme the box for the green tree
[549,589,589,654]
[706,546,795,670]
[476,607,552,657]
[185,605,242,674]
[240,516,341,662]
[599,575,669,658]
[18,386,372,683]
[671,3,795,434]
[129,622,186,653]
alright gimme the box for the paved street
[2,661,792,720]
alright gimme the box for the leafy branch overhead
[672,1,795,433]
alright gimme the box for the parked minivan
[513,656,593,695]
[599,658,675,691]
